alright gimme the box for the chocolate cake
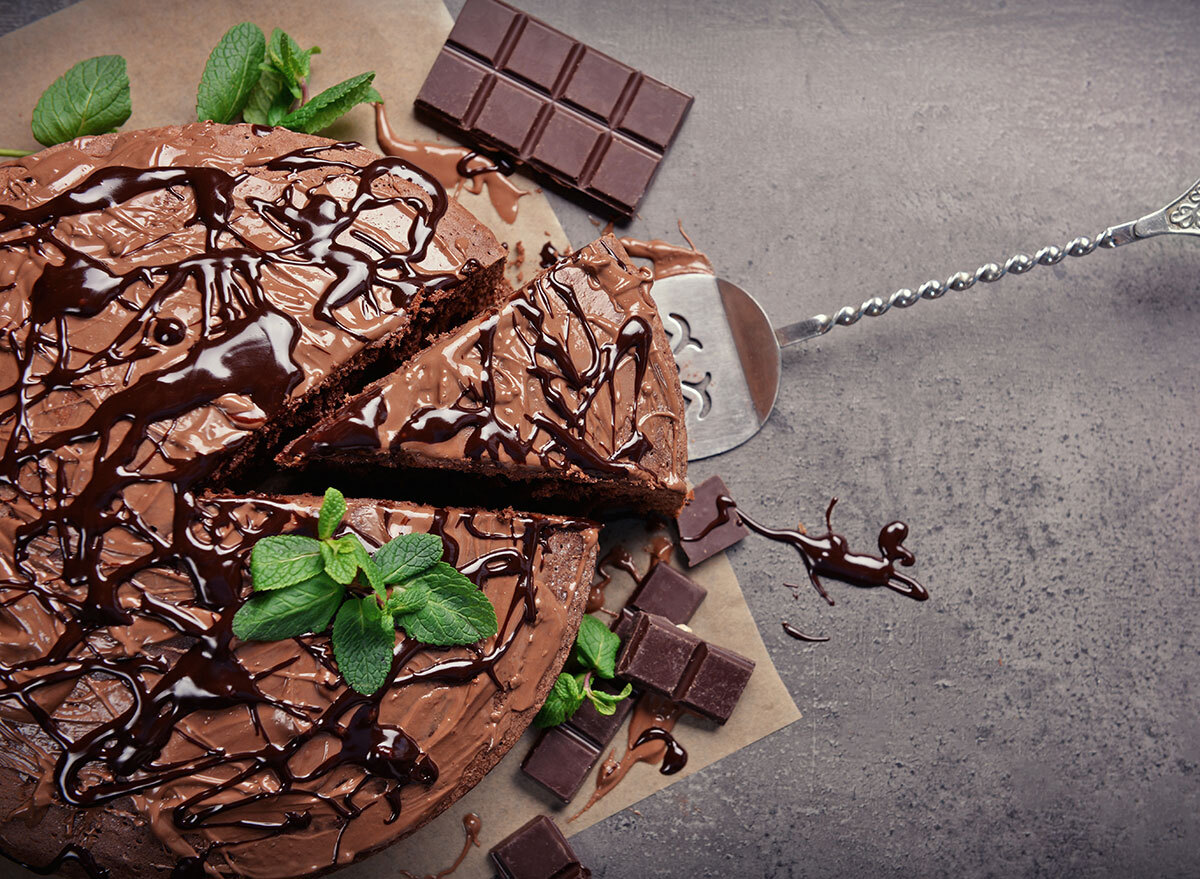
[279,236,689,516]
[0,124,600,877]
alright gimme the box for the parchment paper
[0,3,801,876]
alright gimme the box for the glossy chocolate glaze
[280,237,689,513]
[0,124,593,878]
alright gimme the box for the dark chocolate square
[490,814,582,879]
[473,78,547,152]
[521,728,598,803]
[676,643,755,724]
[676,475,748,567]
[415,49,489,123]
[615,612,700,697]
[447,0,519,62]
[619,76,693,150]
[628,563,706,624]
[568,683,634,747]
[504,19,575,92]
[586,136,659,211]
[529,108,605,182]
[562,47,635,120]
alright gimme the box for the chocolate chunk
[676,475,748,567]
[611,606,638,642]
[615,612,701,697]
[616,612,755,724]
[676,643,756,724]
[489,814,591,879]
[415,0,692,219]
[522,681,634,802]
[628,563,706,624]
[521,728,598,803]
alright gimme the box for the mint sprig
[232,487,499,695]
[197,23,267,125]
[535,616,633,728]
[31,55,131,147]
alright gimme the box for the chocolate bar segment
[522,681,635,802]
[489,814,591,879]
[628,563,707,624]
[415,0,692,218]
[616,612,755,724]
[676,475,749,567]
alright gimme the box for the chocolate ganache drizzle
[0,126,580,876]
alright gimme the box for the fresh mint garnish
[231,488,499,695]
[279,71,379,135]
[535,616,632,728]
[31,55,131,147]
[196,23,267,124]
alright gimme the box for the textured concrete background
[3,1,1199,876]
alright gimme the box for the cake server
[654,176,1200,460]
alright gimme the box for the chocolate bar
[414,0,693,219]
[628,563,707,624]
[616,612,755,724]
[489,814,592,879]
[676,475,749,567]
[522,681,635,802]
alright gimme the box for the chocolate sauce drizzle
[0,138,557,872]
[538,242,562,268]
[632,726,687,775]
[0,843,111,879]
[781,623,829,643]
[684,496,928,604]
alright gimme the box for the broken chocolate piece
[628,563,706,624]
[489,814,591,879]
[616,612,755,724]
[523,682,635,802]
[612,606,638,642]
[615,612,701,697]
[415,0,692,219]
[676,475,749,566]
[676,643,756,724]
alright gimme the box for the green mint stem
[0,148,31,157]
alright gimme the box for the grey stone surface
[5,0,1200,876]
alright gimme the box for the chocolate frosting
[278,236,688,509]
[0,124,596,877]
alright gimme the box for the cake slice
[0,493,598,878]
[279,236,689,515]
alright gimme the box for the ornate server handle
[776,177,1200,348]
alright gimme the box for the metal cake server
[655,176,1200,461]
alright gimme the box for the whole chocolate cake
[0,124,605,877]
[279,236,689,516]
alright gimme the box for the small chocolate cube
[676,475,748,567]
[490,814,587,879]
[615,612,700,697]
[628,563,706,624]
[568,683,635,747]
[521,728,599,802]
[676,643,755,724]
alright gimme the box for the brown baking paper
[0,2,801,877]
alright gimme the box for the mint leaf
[332,596,394,695]
[534,672,585,728]
[249,534,323,591]
[394,563,497,646]
[572,615,620,679]
[232,573,343,641]
[386,582,430,616]
[317,487,346,540]
[351,539,383,597]
[280,71,376,134]
[320,534,361,585]
[373,532,443,585]
[266,28,319,98]
[32,55,131,147]
[585,681,633,717]
[243,67,292,126]
[197,23,266,124]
